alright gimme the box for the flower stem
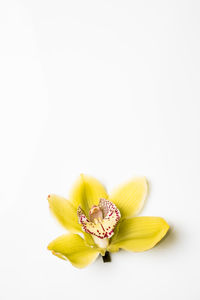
[102,251,111,263]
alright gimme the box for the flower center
[89,206,103,223]
[77,199,121,244]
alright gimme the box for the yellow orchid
[47,174,169,268]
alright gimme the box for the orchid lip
[77,198,121,240]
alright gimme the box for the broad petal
[48,194,81,233]
[108,217,169,252]
[48,234,99,268]
[70,174,108,215]
[109,177,148,218]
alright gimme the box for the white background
[0,1,200,299]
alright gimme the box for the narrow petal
[109,177,148,218]
[108,217,169,252]
[48,194,81,233]
[48,234,99,268]
[83,232,96,247]
[70,174,108,214]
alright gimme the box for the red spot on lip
[48,194,50,198]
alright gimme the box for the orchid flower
[47,175,169,268]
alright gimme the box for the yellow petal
[109,177,148,218]
[48,194,81,233]
[70,174,108,214]
[83,232,96,247]
[108,217,169,252]
[48,234,99,268]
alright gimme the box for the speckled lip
[77,198,121,241]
